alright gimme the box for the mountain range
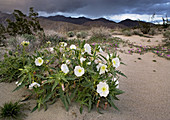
[0,11,153,31]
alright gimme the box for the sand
[0,35,170,120]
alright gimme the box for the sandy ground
[0,35,170,120]
[113,35,164,46]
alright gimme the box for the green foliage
[67,31,74,37]
[8,40,126,113]
[0,52,24,82]
[6,7,43,36]
[0,42,31,82]
[0,101,29,120]
[22,34,36,42]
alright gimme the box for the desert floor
[0,34,170,120]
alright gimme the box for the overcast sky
[0,0,169,23]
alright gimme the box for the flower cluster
[15,41,125,113]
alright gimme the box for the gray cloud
[0,0,169,17]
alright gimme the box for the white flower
[61,64,69,74]
[35,57,44,66]
[60,42,67,47]
[112,58,120,68]
[70,44,76,50]
[66,60,71,64]
[98,46,103,52]
[46,41,51,44]
[29,82,40,90]
[84,43,91,54]
[21,41,30,46]
[81,52,85,55]
[112,78,119,88]
[80,57,86,64]
[87,62,91,65]
[96,63,108,75]
[74,66,85,77]
[15,81,21,86]
[106,53,113,60]
[97,82,109,97]
[49,47,54,52]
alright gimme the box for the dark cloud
[0,0,169,17]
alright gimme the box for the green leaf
[79,106,83,114]
[35,74,46,79]
[66,77,76,81]
[43,103,47,111]
[88,99,92,112]
[31,104,38,113]
[99,54,107,61]
[120,62,126,66]
[51,80,59,91]
[108,94,119,111]
[86,68,96,74]
[38,103,41,111]
[59,88,69,111]
[12,83,27,92]
[66,92,71,105]
[28,73,32,84]
[114,89,124,95]
[43,92,54,103]
[115,70,127,78]
[70,88,77,100]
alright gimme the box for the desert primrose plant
[13,40,126,113]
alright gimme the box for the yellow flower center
[38,59,42,63]
[102,87,106,92]
[101,66,106,70]
[113,60,116,65]
[78,69,82,73]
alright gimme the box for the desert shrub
[22,34,36,42]
[0,24,6,46]
[139,22,151,34]
[11,40,126,113]
[0,101,29,120]
[90,27,111,39]
[6,7,43,37]
[149,28,156,36]
[76,31,88,39]
[163,31,170,39]
[40,34,67,46]
[67,31,75,37]
[122,29,132,36]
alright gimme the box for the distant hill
[40,15,92,25]
[119,19,154,28]
[41,15,126,29]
